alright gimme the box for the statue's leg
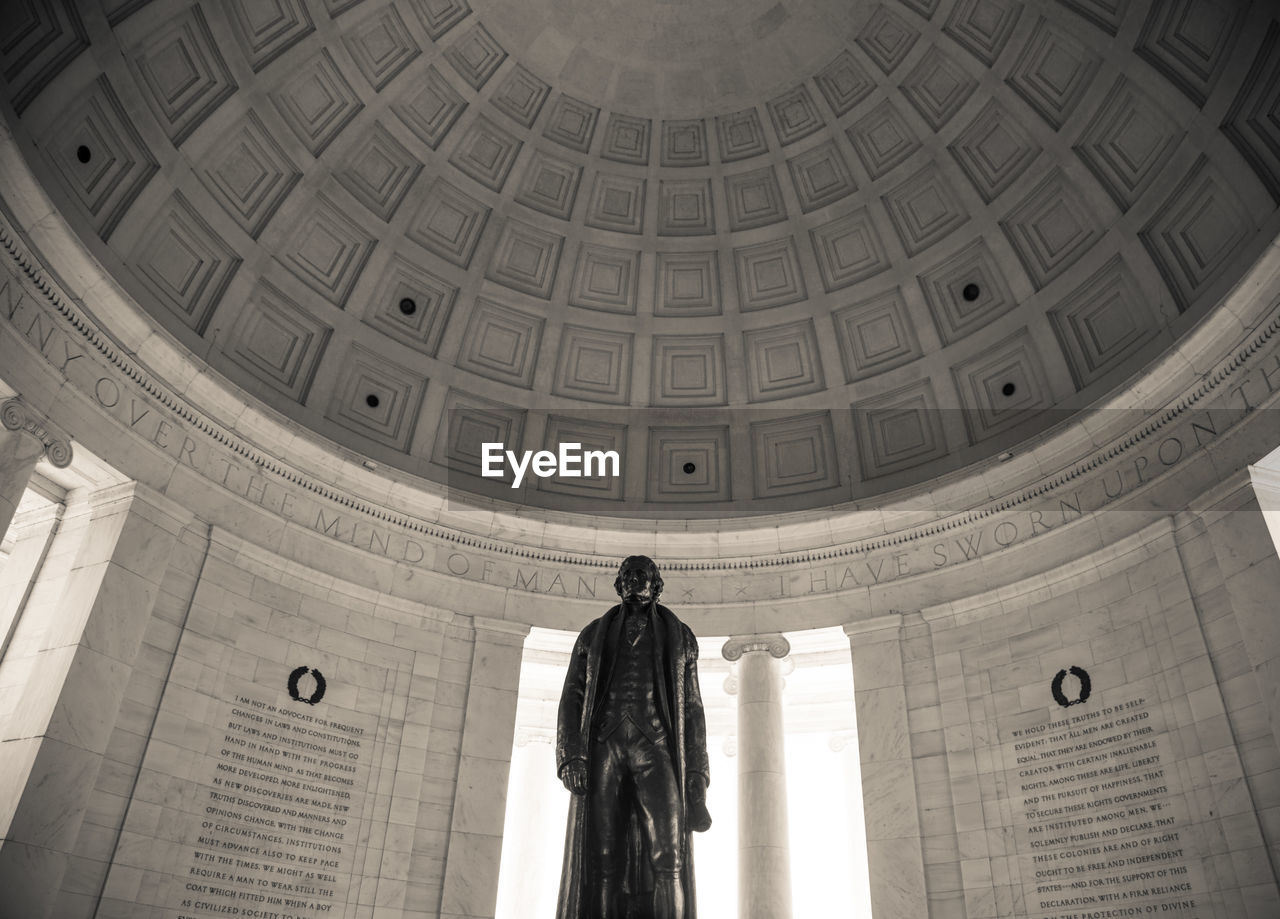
[590,734,627,919]
[632,736,684,919]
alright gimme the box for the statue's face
[618,560,654,602]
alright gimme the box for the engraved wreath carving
[288,665,327,705]
[1050,665,1091,707]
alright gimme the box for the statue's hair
[614,555,663,600]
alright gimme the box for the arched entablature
[3,128,1280,636]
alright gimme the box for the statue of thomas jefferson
[556,556,712,919]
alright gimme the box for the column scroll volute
[1,397,72,468]
[721,633,790,661]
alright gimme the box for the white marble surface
[438,621,527,919]
[0,422,47,543]
[845,617,931,919]
[732,641,793,918]
[0,468,1275,918]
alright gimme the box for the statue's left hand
[687,774,712,833]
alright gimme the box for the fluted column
[0,397,71,542]
[723,633,792,919]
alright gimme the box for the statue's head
[614,555,663,602]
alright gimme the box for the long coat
[555,602,710,919]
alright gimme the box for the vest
[595,615,666,744]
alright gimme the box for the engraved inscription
[174,693,366,919]
[1009,698,1203,918]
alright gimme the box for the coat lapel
[580,605,621,736]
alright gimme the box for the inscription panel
[1004,684,1206,918]
[174,686,373,918]
[94,541,414,919]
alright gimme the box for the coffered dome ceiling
[4,0,1280,516]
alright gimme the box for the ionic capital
[1,398,72,468]
[722,633,790,661]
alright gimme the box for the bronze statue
[556,555,712,919]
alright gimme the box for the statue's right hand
[560,761,588,795]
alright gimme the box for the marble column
[494,729,558,918]
[0,499,63,663]
[829,730,864,890]
[440,616,531,919]
[0,481,189,919]
[0,397,71,542]
[723,633,792,919]
[844,615,928,919]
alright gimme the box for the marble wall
[1,449,1280,919]
[844,507,1280,918]
[0,489,531,919]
